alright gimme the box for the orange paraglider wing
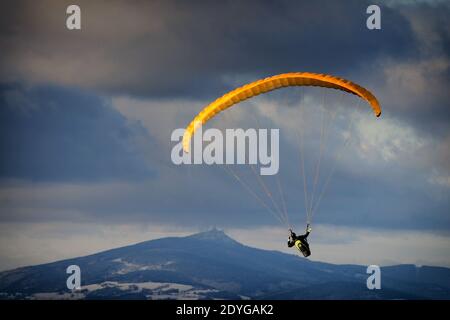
[183,72,381,152]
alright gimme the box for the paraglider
[182,72,381,258]
[288,225,312,257]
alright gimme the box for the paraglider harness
[288,225,311,257]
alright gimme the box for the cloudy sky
[0,0,449,271]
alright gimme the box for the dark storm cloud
[0,84,154,182]
[0,0,416,99]
[1,0,447,137]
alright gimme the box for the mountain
[0,228,449,300]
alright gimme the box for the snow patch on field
[28,281,220,300]
[112,258,175,274]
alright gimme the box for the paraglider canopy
[183,72,381,153]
